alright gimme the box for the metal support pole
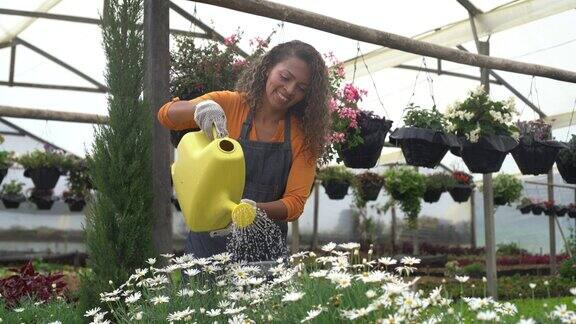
[390,205,397,254]
[478,40,498,299]
[144,0,173,255]
[311,180,319,251]
[548,170,557,274]
[291,220,300,253]
[8,42,15,85]
[470,188,476,249]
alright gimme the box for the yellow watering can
[171,129,256,232]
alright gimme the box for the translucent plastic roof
[0,0,575,177]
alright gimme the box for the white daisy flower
[529,283,536,289]
[517,318,536,324]
[321,242,337,252]
[365,290,377,299]
[150,295,170,305]
[455,275,470,283]
[309,270,328,278]
[282,291,305,302]
[338,242,360,250]
[378,257,397,266]
[400,256,420,265]
[166,307,194,322]
[85,307,101,317]
[160,253,174,259]
[197,288,211,295]
[125,291,142,304]
[184,269,200,277]
[177,288,195,297]
[206,309,221,317]
[477,310,499,322]
[223,306,246,315]
[146,258,156,265]
[300,305,323,322]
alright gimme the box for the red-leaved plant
[0,261,67,308]
[452,171,472,185]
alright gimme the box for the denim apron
[185,109,292,260]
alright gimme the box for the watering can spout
[171,129,254,232]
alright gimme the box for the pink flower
[337,107,359,128]
[328,99,338,112]
[342,83,361,102]
[327,132,346,144]
[232,59,246,70]
[249,37,269,49]
[224,34,239,46]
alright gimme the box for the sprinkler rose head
[231,202,256,228]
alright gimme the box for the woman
[158,40,330,261]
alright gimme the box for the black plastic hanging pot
[518,204,532,214]
[544,207,555,216]
[359,182,383,201]
[493,196,508,206]
[448,184,472,203]
[31,198,55,210]
[321,180,350,200]
[556,157,576,184]
[569,210,576,218]
[511,136,565,175]
[450,135,518,174]
[24,167,62,190]
[2,195,24,209]
[67,200,86,212]
[389,127,455,169]
[532,204,544,215]
[339,112,393,169]
[423,188,443,203]
[555,206,568,217]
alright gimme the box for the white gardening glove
[193,100,229,140]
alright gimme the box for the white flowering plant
[445,86,519,143]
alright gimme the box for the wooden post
[191,0,576,83]
[478,41,498,299]
[548,170,557,274]
[291,220,300,253]
[144,0,173,256]
[470,188,476,249]
[390,205,397,254]
[311,180,319,251]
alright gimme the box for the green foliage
[382,167,426,227]
[491,173,523,205]
[558,134,576,166]
[497,242,527,256]
[462,263,485,277]
[16,149,72,170]
[65,157,91,198]
[559,257,576,279]
[425,172,455,192]
[0,150,14,169]
[0,298,83,323]
[80,0,155,313]
[445,86,519,142]
[402,104,447,131]
[316,165,354,184]
[0,180,24,196]
[351,171,384,207]
[516,119,552,141]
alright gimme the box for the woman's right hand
[193,100,229,140]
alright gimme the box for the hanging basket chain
[358,46,390,119]
[403,58,425,121]
[352,42,360,83]
[422,57,437,108]
[566,97,576,141]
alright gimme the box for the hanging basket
[555,205,568,217]
[339,112,393,169]
[493,196,508,206]
[448,185,472,203]
[556,157,576,184]
[1,195,25,209]
[518,204,532,214]
[423,188,443,203]
[511,136,565,175]
[531,204,544,215]
[569,209,576,218]
[358,182,383,201]
[24,167,62,190]
[389,128,455,168]
[31,198,55,210]
[544,207,555,216]
[321,180,350,200]
[66,199,86,212]
[450,135,518,174]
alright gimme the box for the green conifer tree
[80,0,154,309]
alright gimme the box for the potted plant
[448,171,473,203]
[317,166,354,200]
[532,200,545,215]
[29,188,57,210]
[423,172,455,203]
[0,180,26,209]
[555,204,568,217]
[517,197,533,214]
[352,171,384,202]
[491,173,523,206]
[557,135,576,184]
[511,120,565,175]
[382,167,426,227]
[169,32,275,147]
[62,157,91,212]
[0,135,14,185]
[17,147,70,190]
[321,55,392,168]
[389,104,455,168]
[568,204,576,218]
[446,86,519,173]
[543,200,556,216]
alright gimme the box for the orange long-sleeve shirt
[157,91,316,221]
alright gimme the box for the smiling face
[262,56,311,114]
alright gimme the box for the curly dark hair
[235,40,330,159]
